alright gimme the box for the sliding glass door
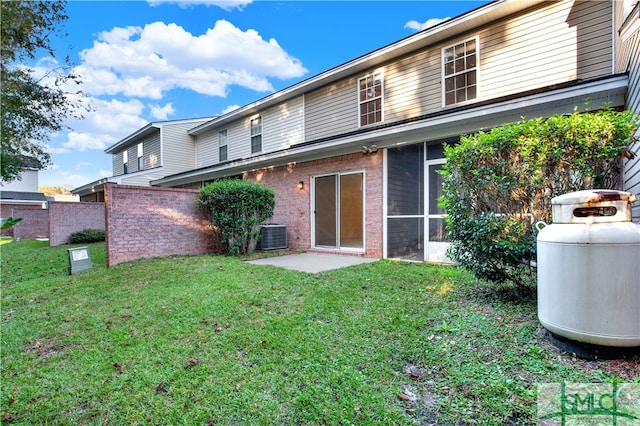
[313,172,364,250]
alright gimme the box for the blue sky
[36,0,490,189]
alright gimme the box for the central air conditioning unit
[256,224,287,250]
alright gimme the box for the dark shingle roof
[0,191,48,202]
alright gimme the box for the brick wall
[12,207,49,240]
[105,183,219,267]
[49,202,106,246]
[246,151,384,258]
[1,204,42,237]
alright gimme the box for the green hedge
[197,179,275,255]
[440,107,639,288]
[69,229,105,244]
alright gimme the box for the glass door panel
[314,175,337,247]
[426,162,449,263]
[339,173,363,248]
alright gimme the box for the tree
[197,179,275,255]
[39,185,72,195]
[440,107,639,290]
[1,0,85,183]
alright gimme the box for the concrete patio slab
[246,252,378,273]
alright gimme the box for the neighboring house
[0,168,48,237]
[92,0,640,263]
[72,117,213,201]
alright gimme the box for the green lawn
[1,240,637,425]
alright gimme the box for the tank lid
[551,190,636,206]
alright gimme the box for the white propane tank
[536,190,640,347]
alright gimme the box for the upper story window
[123,150,128,174]
[358,72,383,126]
[219,129,228,162]
[250,117,262,154]
[137,142,144,171]
[443,37,478,106]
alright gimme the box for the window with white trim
[123,150,128,174]
[358,72,383,126]
[250,117,262,154]
[443,37,478,106]
[218,129,228,162]
[137,142,144,171]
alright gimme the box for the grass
[1,240,638,425]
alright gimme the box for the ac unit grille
[257,225,287,250]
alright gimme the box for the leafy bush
[440,107,639,288]
[1,217,23,230]
[69,229,105,244]
[197,179,275,255]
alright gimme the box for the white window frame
[218,129,228,162]
[442,36,479,107]
[250,117,262,154]
[123,150,128,174]
[358,71,384,127]
[137,142,144,171]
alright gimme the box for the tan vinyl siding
[302,1,613,142]
[481,0,613,100]
[262,95,304,152]
[195,131,218,168]
[304,78,358,141]
[195,97,304,167]
[141,133,161,171]
[225,120,249,162]
[113,152,124,176]
[160,122,199,175]
[125,146,136,173]
[384,50,441,122]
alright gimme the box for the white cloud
[75,98,147,134]
[221,104,241,115]
[147,0,252,11]
[65,175,84,182]
[149,103,175,120]
[76,19,308,99]
[63,132,109,151]
[75,162,92,169]
[405,17,450,31]
[99,169,112,178]
[45,145,70,154]
[55,171,85,182]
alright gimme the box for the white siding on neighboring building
[0,170,39,192]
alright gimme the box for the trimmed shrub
[69,229,105,244]
[197,179,275,255]
[440,107,639,289]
